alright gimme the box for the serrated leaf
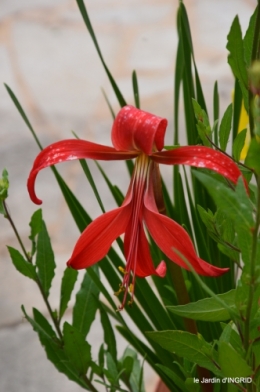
[59,267,78,320]
[36,220,56,298]
[22,306,90,389]
[63,322,91,375]
[167,290,236,322]
[226,16,248,111]
[147,331,220,375]
[72,268,99,338]
[232,128,247,161]
[218,342,252,377]
[8,246,37,280]
[219,103,233,151]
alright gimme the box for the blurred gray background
[0,0,255,391]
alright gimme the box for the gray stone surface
[0,0,255,391]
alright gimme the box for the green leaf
[59,267,78,320]
[219,322,245,357]
[244,7,257,67]
[147,331,220,375]
[105,351,118,384]
[0,168,9,202]
[132,70,140,109]
[167,289,236,322]
[22,307,89,389]
[72,268,99,338]
[99,302,117,361]
[219,103,233,151]
[29,209,43,240]
[218,341,252,377]
[193,172,254,229]
[63,322,91,375]
[232,128,247,161]
[75,0,126,107]
[245,138,260,174]
[8,246,37,280]
[156,364,189,392]
[29,209,43,256]
[78,158,105,213]
[226,16,248,112]
[192,99,211,146]
[36,220,56,298]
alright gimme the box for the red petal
[124,220,166,278]
[143,178,229,277]
[27,139,138,204]
[152,146,243,184]
[112,105,167,155]
[67,203,132,269]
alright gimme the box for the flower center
[115,153,151,309]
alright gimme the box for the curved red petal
[152,146,243,184]
[124,221,166,278]
[67,203,132,270]
[27,139,138,204]
[143,179,229,277]
[111,105,167,155]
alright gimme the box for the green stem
[244,175,260,355]
[82,375,99,392]
[3,200,63,340]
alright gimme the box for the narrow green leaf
[105,351,118,384]
[76,0,126,107]
[244,7,257,67]
[29,209,42,256]
[219,322,245,357]
[36,220,56,298]
[147,331,220,375]
[232,128,247,161]
[99,302,117,361]
[0,169,9,213]
[167,290,236,322]
[156,364,189,392]
[213,81,219,147]
[29,209,43,240]
[192,99,211,147]
[22,306,57,341]
[4,84,43,150]
[72,268,99,338]
[59,267,78,320]
[218,341,252,377]
[132,70,140,109]
[8,246,37,280]
[22,307,89,389]
[78,159,105,213]
[63,322,92,375]
[226,16,248,111]
[219,103,233,151]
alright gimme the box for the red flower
[28,105,243,308]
